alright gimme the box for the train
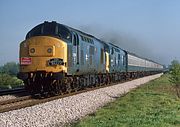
[17,21,164,96]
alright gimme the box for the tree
[169,60,180,98]
[0,62,19,76]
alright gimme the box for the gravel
[0,73,163,127]
[0,95,17,102]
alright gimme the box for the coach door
[72,32,80,72]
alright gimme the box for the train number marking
[48,58,64,66]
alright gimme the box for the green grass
[72,74,180,127]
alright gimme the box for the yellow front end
[19,36,67,73]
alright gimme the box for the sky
[0,0,180,66]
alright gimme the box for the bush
[169,60,180,98]
[0,73,23,89]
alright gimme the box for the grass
[72,74,180,127]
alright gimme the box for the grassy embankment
[73,74,180,127]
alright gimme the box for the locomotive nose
[19,36,67,73]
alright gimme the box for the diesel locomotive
[18,21,163,96]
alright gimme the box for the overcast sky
[0,0,180,66]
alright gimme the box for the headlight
[47,48,52,53]
[30,48,35,53]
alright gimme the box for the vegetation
[169,60,180,98]
[72,74,180,127]
[0,73,23,89]
[0,62,19,76]
[0,62,23,89]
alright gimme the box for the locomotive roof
[63,23,110,50]
[59,21,163,66]
[65,24,108,45]
[29,21,162,66]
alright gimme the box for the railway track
[0,87,26,96]
[0,95,33,113]
[0,80,125,113]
